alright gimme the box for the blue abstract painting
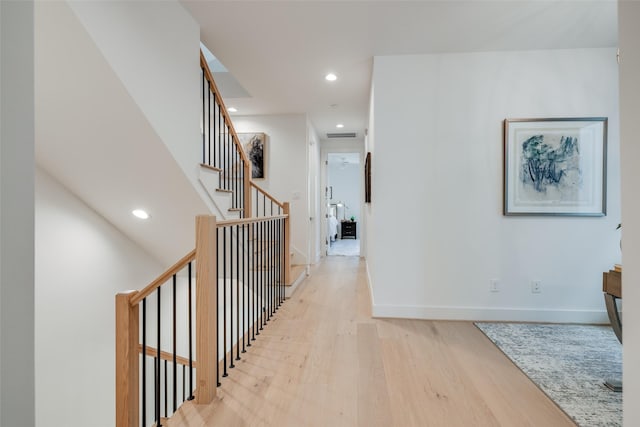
[520,134,581,193]
[504,117,607,216]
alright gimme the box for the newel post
[283,202,291,285]
[116,291,139,427]
[195,215,217,403]
[244,163,252,218]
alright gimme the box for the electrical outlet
[531,280,542,294]
[489,279,500,293]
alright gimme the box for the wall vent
[326,132,357,138]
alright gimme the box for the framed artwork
[364,152,371,203]
[238,133,266,179]
[504,117,607,216]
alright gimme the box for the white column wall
[619,1,640,425]
[0,2,35,425]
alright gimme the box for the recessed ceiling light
[228,107,238,113]
[132,209,150,220]
[325,73,337,82]
[336,124,344,128]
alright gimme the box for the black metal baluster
[164,359,168,418]
[230,225,235,370]
[234,145,237,209]
[172,274,177,412]
[217,97,222,186]
[242,223,247,353]
[182,365,186,403]
[201,70,205,164]
[142,298,147,427]
[236,224,241,361]
[188,262,194,400]
[255,187,259,217]
[156,287,161,426]
[238,156,242,218]
[223,227,228,377]
[258,220,263,332]
[271,219,275,314]
[216,229,221,386]
[280,219,283,305]
[256,220,261,335]
[269,221,277,316]
[276,218,280,308]
[263,194,266,217]
[211,92,220,166]
[250,221,255,343]
[208,81,211,165]
[154,357,159,427]
[268,219,272,321]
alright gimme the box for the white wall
[369,48,620,323]
[35,168,163,427]
[67,1,214,214]
[308,121,322,263]
[233,114,310,264]
[619,2,640,424]
[0,2,35,425]
[328,161,362,235]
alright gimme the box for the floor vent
[326,132,357,138]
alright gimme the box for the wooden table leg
[603,292,623,392]
[604,293,622,344]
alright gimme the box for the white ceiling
[182,0,617,140]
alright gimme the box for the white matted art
[504,117,607,216]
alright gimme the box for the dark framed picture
[238,133,266,179]
[364,152,371,203]
[504,117,607,216]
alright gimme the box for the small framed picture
[238,133,266,179]
[504,117,607,216]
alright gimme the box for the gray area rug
[475,323,622,427]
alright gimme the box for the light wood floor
[169,257,575,427]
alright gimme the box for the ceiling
[181,1,617,141]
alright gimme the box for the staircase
[115,49,307,427]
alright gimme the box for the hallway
[170,257,573,426]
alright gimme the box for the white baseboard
[372,304,609,324]
[285,267,307,298]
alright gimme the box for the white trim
[285,267,308,298]
[372,304,609,324]
[365,259,375,309]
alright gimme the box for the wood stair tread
[215,188,233,194]
[199,163,223,172]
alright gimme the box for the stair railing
[116,213,289,427]
[200,53,251,218]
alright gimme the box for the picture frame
[504,117,607,216]
[238,132,266,179]
[364,152,371,203]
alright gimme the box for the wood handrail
[250,181,285,208]
[138,344,196,368]
[217,214,288,228]
[129,249,196,306]
[200,51,250,166]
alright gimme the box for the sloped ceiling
[182,0,618,139]
[35,2,210,266]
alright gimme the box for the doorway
[326,152,361,256]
